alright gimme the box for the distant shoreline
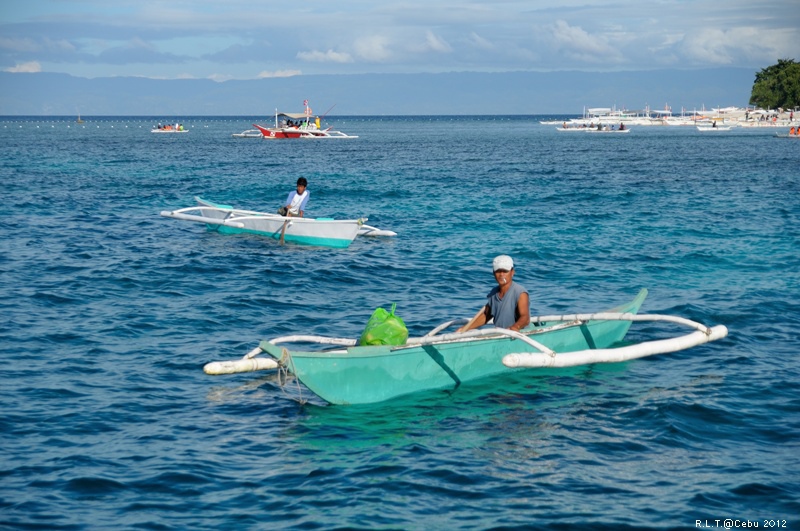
[0,68,755,115]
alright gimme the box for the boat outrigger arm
[203,313,728,376]
[501,313,728,368]
[160,209,247,229]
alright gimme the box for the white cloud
[5,61,42,73]
[0,37,40,53]
[679,27,791,65]
[681,29,737,64]
[0,37,74,55]
[547,20,623,64]
[468,32,494,50]
[353,35,392,62]
[1,1,796,78]
[407,30,453,55]
[423,31,452,53]
[257,69,302,78]
[45,38,77,53]
[296,49,353,63]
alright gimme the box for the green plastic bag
[358,303,408,346]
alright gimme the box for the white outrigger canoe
[697,125,733,132]
[556,126,631,133]
[583,128,631,134]
[161,197,396,248]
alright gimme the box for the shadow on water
[207,361,632,451]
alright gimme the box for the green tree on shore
[750,59,800,110]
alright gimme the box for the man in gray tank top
[457,255,530,333]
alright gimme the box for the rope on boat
[276,347,307,405]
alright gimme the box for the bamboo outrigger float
[203,289,728,405]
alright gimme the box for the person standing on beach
[279,177,309,217]
[457,255,530,333]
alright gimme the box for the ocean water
[1,116,798,530]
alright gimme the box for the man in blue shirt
[457,255,530,333]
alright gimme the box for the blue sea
[1,116,798,530]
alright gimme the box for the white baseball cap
[492,255,514,272]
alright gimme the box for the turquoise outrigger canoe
[204,288,728,405]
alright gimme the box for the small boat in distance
[151,123,188,133]
[202,288,728,405]
[696,125,732,132]
[583,127,631,134]
[253,101,357,139]
[160,197,395,248]
[556,124,631,133]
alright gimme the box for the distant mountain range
[0,68,755,116]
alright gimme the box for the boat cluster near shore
[543,105,797,129]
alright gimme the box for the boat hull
[252,124,357,139]
[195,201,359,248]
[207,216,359,248]
[260,289,648,404]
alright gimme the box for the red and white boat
[253,101,357,139]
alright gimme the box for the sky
[1,0,798,82]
